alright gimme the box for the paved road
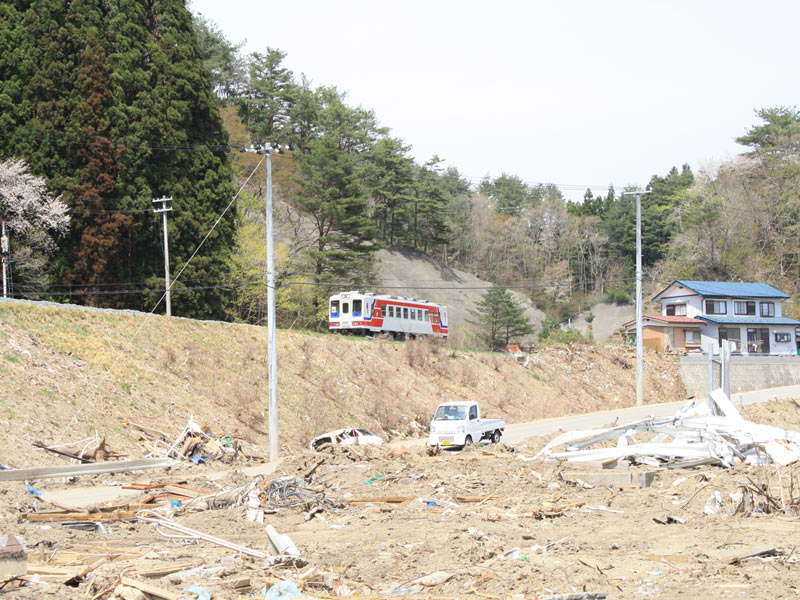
[502,384,800,445]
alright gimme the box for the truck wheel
[464,435,472,446]
[491,430,501,444]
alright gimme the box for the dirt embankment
[0,300,686,468]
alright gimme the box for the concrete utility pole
[152,197,173,316]
[1,222,8,299]
[623,190,650,406]
[265,150,279,462]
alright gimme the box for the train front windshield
[330,300,340,317]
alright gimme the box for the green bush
[538,328,590,346]
[604,288,633,305]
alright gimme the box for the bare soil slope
[572,301,635,343]
[0,300,686,469]
[376,247,545,345]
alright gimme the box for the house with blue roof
[645,280,800,355]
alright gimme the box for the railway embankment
[0,299,686,467]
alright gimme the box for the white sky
[189,0,800,201]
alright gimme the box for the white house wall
[661,294,703,318]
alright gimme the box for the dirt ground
[3,398,800,599]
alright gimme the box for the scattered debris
[535,389,800,468]
[309,428,383,451]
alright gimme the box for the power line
[11,275,644,298]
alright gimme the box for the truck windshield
[434,406,467,420]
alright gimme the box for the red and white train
[328,291,448,339]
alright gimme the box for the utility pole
[1,222,8,299]
[265,150,279,462]
[623,190,650,406]
[152,197,173,316]
[238,143,281,461]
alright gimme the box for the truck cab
[428,401,505,448]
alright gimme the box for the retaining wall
[679,355,800,396]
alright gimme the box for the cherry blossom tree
[0,158,70,289]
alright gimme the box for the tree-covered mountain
[2,4,798,340]
[0,0,234,318]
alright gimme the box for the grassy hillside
[0,299,687,467]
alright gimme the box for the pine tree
[292,133,378,324]
[468,286,534,351]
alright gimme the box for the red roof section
[624,315,704,328]
[647,315,704,324]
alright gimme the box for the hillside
[376,247,545,345]
[0,299,687,469]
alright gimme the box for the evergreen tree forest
[1,4,799,340]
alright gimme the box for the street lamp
[240,143,280,461]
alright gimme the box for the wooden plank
[163,485,211,498]
[20,510,137,522]
[120,576,180,600]
[346,496,414,504]
[136,561,197,578]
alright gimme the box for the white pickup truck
[427,401,505,448]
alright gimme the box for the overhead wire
[60,155,266,438]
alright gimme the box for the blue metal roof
[653,280,790,300]
[697,315,800,326]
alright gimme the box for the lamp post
[240,144,280,461]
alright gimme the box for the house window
[666,304,687,316]
[685,330,700,344]
[747,328,770,354]
[705,300,727,315]
[761,302,775,317]
[734,301,755,315]
[776,332,791,343]
[719,327,741,352]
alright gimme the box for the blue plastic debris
[184,584,212,600]
[24,485,42,497]
[364,474,385,485]
[170,499,183,509]
[263,580,303,599]
[425,500,437,506]
[190,455,205,465]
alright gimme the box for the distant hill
[376,247,545,345]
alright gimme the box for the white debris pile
[534,389,800,468]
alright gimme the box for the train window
[425,310,429,322]
[410,309,416,320]
[403,307,408,319]
[342,302,349,314]
[330,300,339,316]
[353,299,362,316]
[388,306,393,317]
[418,309,423,320]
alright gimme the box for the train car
[328,291,448,339]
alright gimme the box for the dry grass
[0,301,688,466]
